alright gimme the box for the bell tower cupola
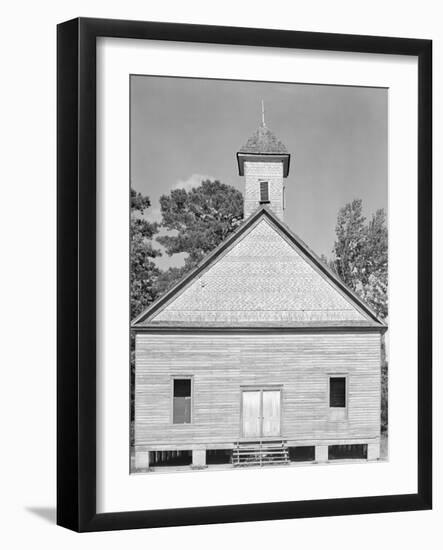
[236,102,290,220]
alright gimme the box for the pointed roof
[237,124,291,177]
[132,207,386,330]
[239,124,288,155]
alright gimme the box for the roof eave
[132,324,387,333]
[236,152,290,177]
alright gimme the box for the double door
[241,389,281,438]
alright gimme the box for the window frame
[259,180,270,204]
[170,375,194,425]
[327,373,348,421]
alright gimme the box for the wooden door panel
[242,391,261,437]
[262,390,281,436]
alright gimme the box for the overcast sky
[131,75,387,269]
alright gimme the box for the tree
[130,188,161,320]
[330,199,388,320]
[330,198,368,292]
[365,209,389,436]
[361,209,388,320]
[130,188,161,441]
[154,266,188,297]
[156,179,244,290]
[330,199,388,438]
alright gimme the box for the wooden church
[131,113,387,472]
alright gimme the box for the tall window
[329,377,346,408]
[259,181,269,203]
[173,378,192,424]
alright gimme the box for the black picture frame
[57,17,432,532]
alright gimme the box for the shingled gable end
[132,207,383,328]
[132,110,386,472]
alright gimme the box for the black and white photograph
[1,1,436,543]
[129,76,388,474]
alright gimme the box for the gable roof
[132,207,386,330]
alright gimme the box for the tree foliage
[130,188,161,320]
[329,199,388,436]
[130,188,161,435]
[330,199,388,320]
[158,180,244,270]
[154,266,188,298]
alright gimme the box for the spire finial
[261,99,266,126]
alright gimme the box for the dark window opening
[206,449,232,465]
[329,377,346,408]
[173,378,191,424]
[150,450,192,467]
[288,446,315,462]
[259,181,270,203]
[328,444,367,460]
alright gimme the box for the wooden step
[235,448,283,452]
[235,445,286,450]
[237,441,285,449]
[236,450,286,454]
[234,460,290,467]
[233,450,288,455]
[236,459,288,463]
[232,440,290,467]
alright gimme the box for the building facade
[132,120,386,471]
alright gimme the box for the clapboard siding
[135,332,381,447]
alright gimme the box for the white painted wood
[192,449,207,467]
[135,332,382,447]
[262,390,281,437]
[242,391,261,438]
[135,447,150,470]
[315,445,329,462]
[367,442,380,460]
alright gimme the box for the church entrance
[241,389,281,438]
